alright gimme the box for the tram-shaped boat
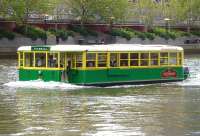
[17,44,189,86]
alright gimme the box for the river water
[0,54,200,136]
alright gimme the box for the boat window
[48,53,58,68]
[76,54,82,68]
[66,54,72,69]
[120,53,129,67]
[86,53,96,67]
[140,53,149,66]
[98,53,107,67]
[72,54,76,68]
[110,53,119,67]
[130,53,139,66]
[169,52,177,65]
[35,53,46,67]
[150,53,158,66]
[160,52,168,65]
[60,53,65,68]
[24,52,34,67]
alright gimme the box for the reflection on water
[0,55,200,136]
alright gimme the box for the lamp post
[44,14,49,45]
[164,18,171,43]
[164,18,170,33]
[109,16,115,43]
[109,16,115,32]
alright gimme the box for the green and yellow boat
[17,44,189,86]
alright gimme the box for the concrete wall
[0,35,200,58]
[115,36,199,46]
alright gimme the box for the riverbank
[0,35,199,58]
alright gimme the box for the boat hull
[19,66,186,86]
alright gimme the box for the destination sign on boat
[31,47,50,51]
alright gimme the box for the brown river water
[0,54,200,136]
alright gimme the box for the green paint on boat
[19,69,62,82]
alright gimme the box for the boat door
[61,53,73,82]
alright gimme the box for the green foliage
[144,32,155,40]
[110,28,135,40]
[134,0,158,30]
[94,0,130,23]
[191,31,200,37]
[15,25,47,41]
[151,28,180,40]
[178,31,191,37]
[8,0,51,23]
[0,29,15,40]
[110,28,157,40]
[49,29,74,41]
[66,0,97,24]
[70,26,98,37]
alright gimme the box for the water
[0,55,200,136]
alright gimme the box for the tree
[94,0,130,24]
[161,0,200,32]
[9,0,51,24]
[134,0,159,31]
[0,0,10,18]
[64,0,96,26]
[65,0,130,26]
[185,0,200,32]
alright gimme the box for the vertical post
[158,52,160,66]
[46,52,48,68]
[138,52,141,66]
[95,53,98,68]
[128,53,130,68]
[164,18,170,43]
[44,15,49,45]
[33,52,35,67]
[58,52,60,69]
[149,52,151,67]
[23,52,25,68]
[107,52,110,68]
[82,52,86,69]
[18,52,20,68]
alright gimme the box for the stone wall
[0,35,200,58]
[115,36,199,46]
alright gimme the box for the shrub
[191,31,200,37]
[0,29,15,40]
[67,30,74,37]
[124,28,155,40]
[15,25,47,41]
[70,26,98,37]
[110,28,135,40]
[144,32,155,40]
[48,29,75,41]
[133,31,146,40]
[179,31,191,37]
[151,28,176,40]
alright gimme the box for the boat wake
[176,59,200,87]
[4,80,88,90]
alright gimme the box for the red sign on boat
[162,69,177,78]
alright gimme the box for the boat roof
[18,44,183,52]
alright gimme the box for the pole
[44,19,47,45]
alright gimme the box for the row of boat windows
[85,52,182,67]
[18,52,183,69]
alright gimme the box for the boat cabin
[17,44,189,86]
